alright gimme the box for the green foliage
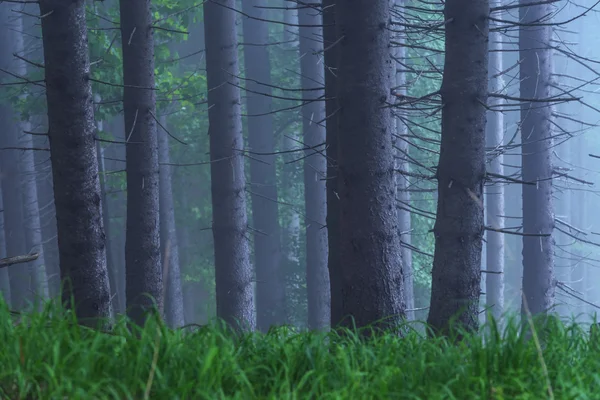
[2,302,600,399]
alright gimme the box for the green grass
[1,302,599,399]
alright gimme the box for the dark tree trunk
[485,1,505,323]
[336,0,404,330]
[392,0,415,322]
[519,0,555,316]
[241,0,286,331]
[38,0,111,324]
[204,0,255,330]
[298,4,330,330]
[322,0,343,327]
[0,188,11,305]
[158,115,185,328]
[427,0,489,335]
[119,0,163,325]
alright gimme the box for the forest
[1,0,600,398]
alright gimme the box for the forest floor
[0,304,597,399]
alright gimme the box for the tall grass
[0,301,598,399]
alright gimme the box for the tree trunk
[0,5,38,310]
[34,130,60,298]
[204,0,255,330]
[158,115,185,328]
[570,134,585,314]
[96,117,121,316]
[485,0,506,324]
[0,188,12,306]
[427,0,489,335]
[298,4,330,330]
[13,11,49,305]
[119,0,163,325]
[20,121,49,304]
[104,116,127,314]
[519,0,555,317]
[282,2,298,48]
[241,0,286,331]
[336,0,404,330]
[392,0,415,322]
[322,0,343,328]
[38,0,111,325]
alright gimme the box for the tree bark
[392,0,415,322]
[95,117,121,316]
[119,0,163,325]
[336,0,404,330]
[204,0,255,330]
[298,4,330,330]
[12,10,49,304]
[519,0,555,317]
[1,4,40,310]
[38,0,111,325]
[241,0,286,331]
[427,0,489,335]
[322,0,343,328]
[158,115,185,328]
[20,119,49,304]
[485,1,506,324]
[0,188,12,305]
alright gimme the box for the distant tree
[0,4,34,310]
[241,0,286,331]
[95,107,122,315]
[38,0,112,324]
[119,0,163,325]
[519,0,555,316]
[485,0,505,323]
[427,0,489,335]
[298,3,330,330]
[204,0,255,329]
[158,115,185,328]
[336,0,404,330]
[392,0,415,321]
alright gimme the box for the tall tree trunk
[119,0,163,325]
[34,131,60,298]
[393,0,415,322]
[0,188,12,305]
[570,134,585,314]
[20,123,49,304]
[14,11,49,304]
[105,115,127,314]
[158,115,185,328]
[485,0,506,324]
[282,2,298,47]
[0,4,37,310]
[322,0,343,327]
[38,0,111,324]
[336,0,404,330]
[298,4,330,330]
[519,0,555,316]
[96,115,121,316]
[241,0,286,331]
[427,0,489,335]
[204,0,255,330]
